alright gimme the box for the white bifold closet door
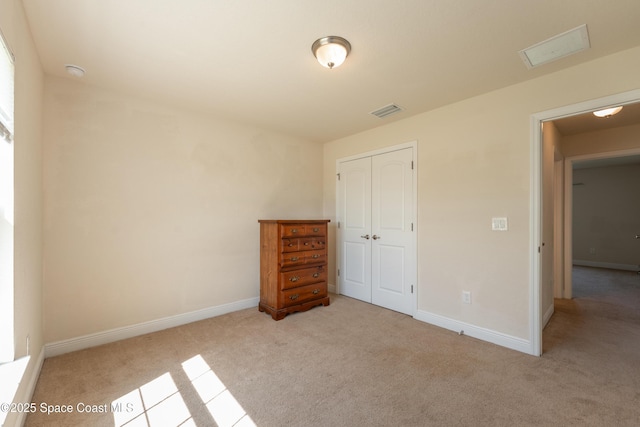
[338,147,415,315]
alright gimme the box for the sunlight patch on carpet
[112,372,190,426]
[112,354,255,426]
[182,354,255,427]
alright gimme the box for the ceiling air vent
[370,103,404,119]
[519,24,590,69]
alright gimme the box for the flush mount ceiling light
[65,64,85,77]
[312,36,351,69]
[519,24,590,69]
[593,106,623,118]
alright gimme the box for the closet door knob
[361,234,370,240]
[372,235,381,240]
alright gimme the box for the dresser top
[258,219,330,224]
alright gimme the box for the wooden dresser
[258,219,330,320]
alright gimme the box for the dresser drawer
[280,266,326,290]
[281,250,326,268]
[305,225,325,236]
[304,250,326,265]
[281,238,300,253]
[281,225,306,238]
[283,238,325,252]
[280,252,306,268]
[281,282,328,308]
[281,224,326,238]
[300,238,326,250]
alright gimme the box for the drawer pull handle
[312,273,320,278]
[289,294,299,300]
[313,227,320,232]
[304,242,309,246]
[288,243,294,247]
[289,276,300,282]
[290,257,299,262]
[312,254,320,259]
[291,228,298,234]
[312,289,320,295]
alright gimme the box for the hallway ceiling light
[593,106,623,118]
[312,36,351,69]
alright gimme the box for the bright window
[0,27,15,364]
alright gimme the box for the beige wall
[0,0,44,425]
[573,164,640,268]
[562,123,640,157]
[43,77,323,343]
[11,0,44,361]
[542,121,562,317]
[323,46,640,341]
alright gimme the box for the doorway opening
[561,150,640,298]
[532,89,640,356]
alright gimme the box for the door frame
[531,88,640,356]
[336,140,418,315]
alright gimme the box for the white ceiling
[21,0,640,143]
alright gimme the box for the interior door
[338,146,415,315]
[338,157,372,302]
[371,148,414,314]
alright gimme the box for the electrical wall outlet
[462,291,472,304]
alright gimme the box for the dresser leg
[272,311,287,320]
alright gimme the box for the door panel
[377,161,406,230]
[339,157,372,302]
[345,167,368,229]
[376,245,405,294]
[344,241,367,289]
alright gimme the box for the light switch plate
[492,217,508,231]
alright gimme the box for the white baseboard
[573,260,638,272]
[414,309,533,355]
[0,347,44,427]
[14,347,45,427]
[45,297,259,358]
[328,282,336,294]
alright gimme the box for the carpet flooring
[24,266,640,426]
